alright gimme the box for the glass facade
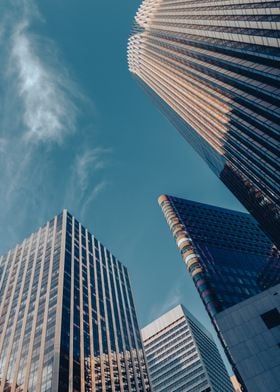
[158,195,280,390]
[158,195,280,320]
[0,210,150,392]
[128,0,280,246]
[142,304,233,391]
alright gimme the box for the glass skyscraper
[128,0,280,246]
[0,210,150,392]
[158,194,280,389]
[158,195,279,318]
[142,304,233,391]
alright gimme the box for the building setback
[0,210,151,392]
[158,195,280,391]
[216,285,280,392]
[128,0,280,246]
[142,304,233,392]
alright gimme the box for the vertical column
[122,266,150,391]
[72,218,82,391]
[111,257,132,391]
[0,239,28,391]
[89,235,101,391]
[85,229,96,392]
[94,240,105,391]
[99,247,115,391]
[24,222,56,392]
[79,223,85,392]
[52,210,67,392]
[105,252,124,392]
[0,234,40,392]
[12,226,47,391]
[12,235,38,387]
[68,215,75,392]
[116,261,140,392]
[0,245,20,357]
[36,218,61,392]
[0,251,11,301]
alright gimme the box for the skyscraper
[128,0,280,246]
[142,304,233,392]
[158,194,280,390]
[0,210,151,392]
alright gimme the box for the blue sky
[0,0,245,372]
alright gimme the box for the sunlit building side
[142,304,233,391]
[0,210,150,392]
[128,0,280,246]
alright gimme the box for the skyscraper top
[158,194,280,317]
[142,303,212,342]
[128,0,280,246]
[142,303,234,392]
[0,210,151,391]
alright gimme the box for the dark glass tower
[158,194,280,389]
[128,0,280,246]
[0,210,150,392]
[158,195,279,318]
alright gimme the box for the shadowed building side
[158,194,280,391]
[128,0,280,246]
[142,304,234,392]
[0,210,151,392]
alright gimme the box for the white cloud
[11,23,78,143]
[148,278,185,322]
[80,181,109,219]
[0,1,97,249]
[64,146,112,219]
[75,147,112,191]
[0,0,81,144]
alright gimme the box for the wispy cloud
[75,147,112,192]
[65,147,112,219]
[80,181,109,219]
[0,1,97,250]
[5,2,81,143]
[148,277,186,322]
[11,25,78,143]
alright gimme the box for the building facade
[216,284,280,392]
[0,210,150,392]
[230,376,242,392]
[158,195,280,390]
[128,0,280,246]
[142,304,233,391]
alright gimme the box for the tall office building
[142,304,233,392]
[0,210,150,392]
[128,0,280,246]
[158,194,280,390]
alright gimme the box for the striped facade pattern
[158,194,280,389]
[158,195,280,318]
[142,305,233,392]
[0,210,150,392]
[128,0,280,246]
[158,195,219,319]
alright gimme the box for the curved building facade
[128,0,280,245]
[158,194,280,390]
[158,195,280,318]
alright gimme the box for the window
[261,308,280,329]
